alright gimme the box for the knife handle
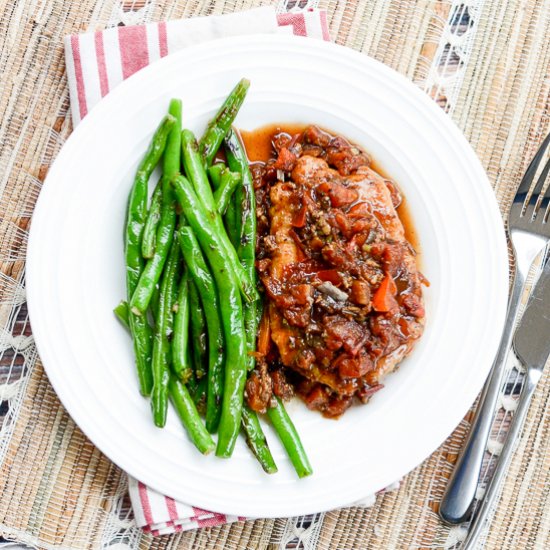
[439,267,525,524]
[461,368,541,549]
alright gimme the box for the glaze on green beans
[241,405,278,474]
[225,129,259,372]
[199,78,250,167]
[179,225,225,434]
[214,169,241,216]
[151,241,180,428]
[171,175,246,457]
[141,181,163,259]
[129,177,176,315]
[172,270,192,382]
[188,280,207,379]
[164,99,183,179]
[130,100,182,315]
[169,375,215,455]
[267,397,313,478]
[181,129,258,304]
[207,163,226,189]
[125,114,174,396]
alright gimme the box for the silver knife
[461,256,550,549]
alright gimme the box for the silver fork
[439,132,550,525]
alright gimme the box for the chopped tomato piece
[292,200,308,227]
[317,269,342,285]
[350,280,371,305]
[304,385,330,410]
[334,353,373,378]
[316,181,359,207]
[347,201,371,218]
[351,219,371,233]
[345,233,367,253]
[273,147,297,172]
[372,273,398,313]
[334,211,350,235]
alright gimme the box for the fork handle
[439,270,525,524]
[461,367,541,549]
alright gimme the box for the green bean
[188,280,207,379]
[130,177,177,314]
[171,175,246,457]
[130,99,181,314]
[125,115,174,396]
[151,285,160,321]
[185,363,198,397]
[113,300,129,329]
[179,226,225,434]
[241,406,278,474]
[127,314,154,396]
[114,300,160,398]
[207,163,226,190]
[199,78,250,167]
[182,129,218,211]
[141,180,163,259]
[225,129,258,372]
[266,397,312,478]
[168,376,215,455]
[151,241,180,428]
[193,376,208,415]
[224,197,238,248]
[214,169,241,215]
[181,130,258,304]
[164,99,183,178]
[125,115,175,293]
[172,270,192,382]
[224,129,256,258]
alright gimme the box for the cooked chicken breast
[251,126,426,417]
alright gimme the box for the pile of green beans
[114,80,312,477]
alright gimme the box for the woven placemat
[0,1,549,548]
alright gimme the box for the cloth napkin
[63,6,383,536]
[64,6,329,125]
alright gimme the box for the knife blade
[513,256,550,370]
[461,255,550,550]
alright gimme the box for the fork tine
[517,133,550,203]
[529,154,550,219]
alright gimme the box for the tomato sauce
[239,123,420,254]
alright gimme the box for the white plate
[27,35,508,518]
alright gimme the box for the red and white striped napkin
[64,6,330,125]
[63,6,331,535]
